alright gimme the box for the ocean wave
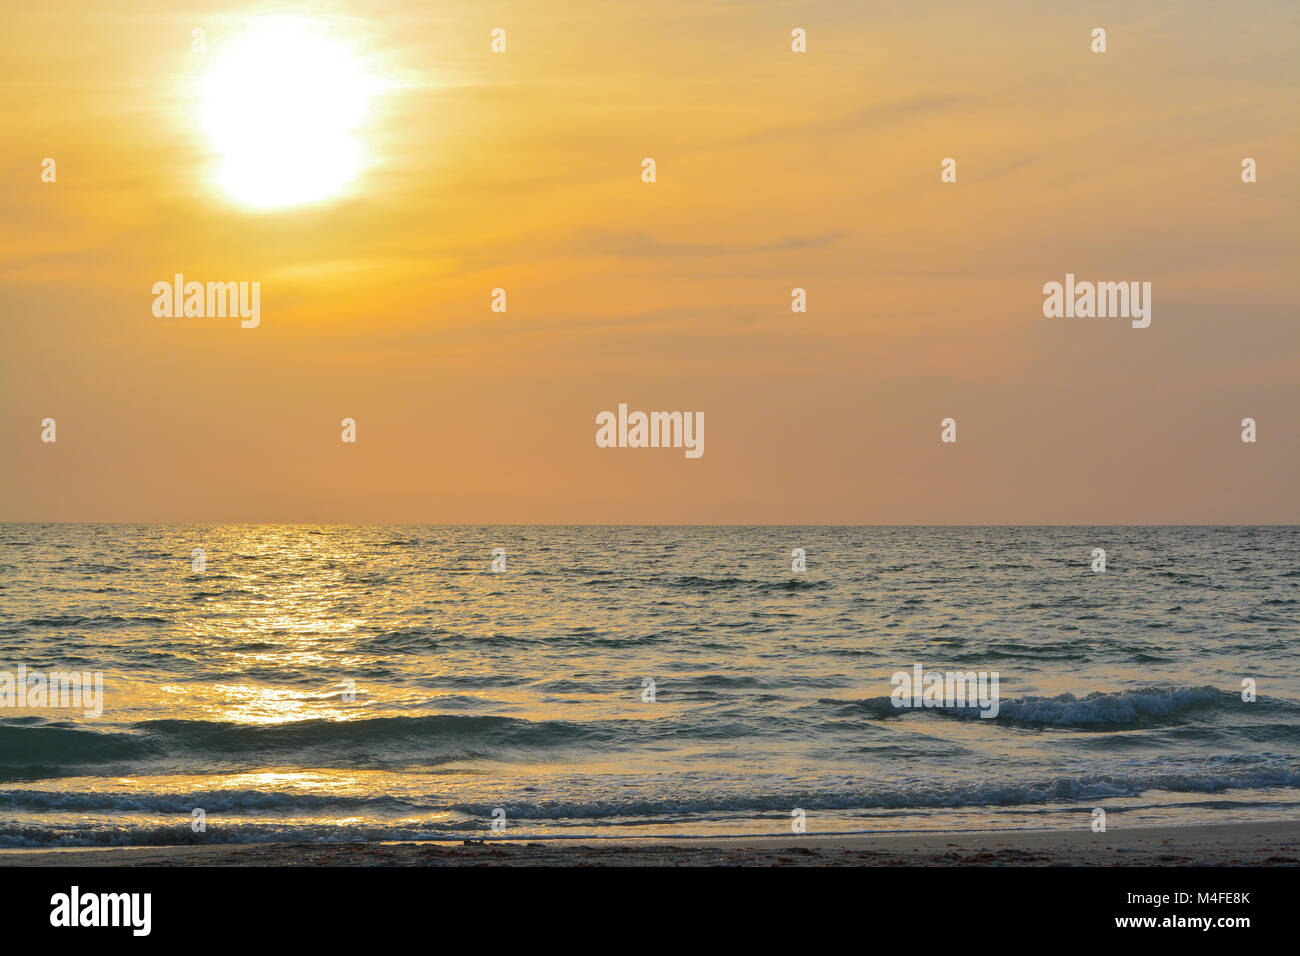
[994,686,1225,725]
[0,820,483,849]
[0,714,608,774]
[0,788,422,814]
[1,761,1296,846]
[1,613,169,634]
[667,575,829,591]
[821,686,1268,727]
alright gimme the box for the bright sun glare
[200,18,373,210]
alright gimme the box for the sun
[199,18,374,210]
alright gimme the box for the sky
[1,0,1297,523]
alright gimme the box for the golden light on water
[198,17,377,210]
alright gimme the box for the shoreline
[2,820,1297,866]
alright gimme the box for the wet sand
[2,820,1296,866]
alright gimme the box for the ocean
[0,524,1296,847]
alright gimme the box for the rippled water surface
[0,525,1296,846]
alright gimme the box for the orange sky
[2,1,1297,523]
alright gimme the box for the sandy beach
[2,821,1296,867]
